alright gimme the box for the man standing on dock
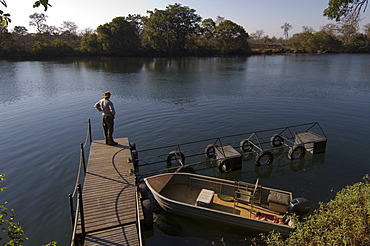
[94,91,117,145]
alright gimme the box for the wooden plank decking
[78,138,141,246]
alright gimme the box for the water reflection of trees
[80,57,149,73]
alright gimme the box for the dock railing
[69,119,92,246]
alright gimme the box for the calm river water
[1,54,370,245]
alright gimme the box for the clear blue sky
[5,0,370,37]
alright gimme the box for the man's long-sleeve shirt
[94,98,115,117]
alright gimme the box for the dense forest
[1,3,370,59]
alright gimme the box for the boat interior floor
[160,184,281,221]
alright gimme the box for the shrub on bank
[1,174,57,245]
[259,174,370,246]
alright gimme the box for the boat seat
[268,191,290,214]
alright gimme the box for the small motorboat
[144,173,310,236]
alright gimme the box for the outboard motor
[283,198,311,225]
[288,197,311,216]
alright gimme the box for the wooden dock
[78,138,142,246]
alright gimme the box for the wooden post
[80,143,86,174]
[78,184,86,238]
[68,193,75,229]
[88,119,92,144]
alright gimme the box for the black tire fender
[240,139,254,152]
[141,198,153,231]
[217,158,234,173]
[138,183,149,200]
[270,134,284,147]
[205,144,217,158]
[131,150,139,167]
[166,150,185,167]
[255,150,274,167]
[131,149,138,160]
[288,145,306,160]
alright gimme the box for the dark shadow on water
[150,209,266,246]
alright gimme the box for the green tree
[165,3,201,53]
[32,0,51,11]
[143,3,201,55]
[29,39,74,57]
[346,33,369,51]
[215,20,249,55]
[288,30,343,53]
[80,33,102,54]
[288,31,315,51]
[201,18,216,39]
[0,27,16,56]
[324,0,368,23]
[141,8,171,54]
[125,14,144,37]
[97,16,141,56]
[309,30,343,52]
[0,0,10,26]
[194,18,217,55]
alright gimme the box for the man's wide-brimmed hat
[102,91,111,98]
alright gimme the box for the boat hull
[144,173,293,236]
